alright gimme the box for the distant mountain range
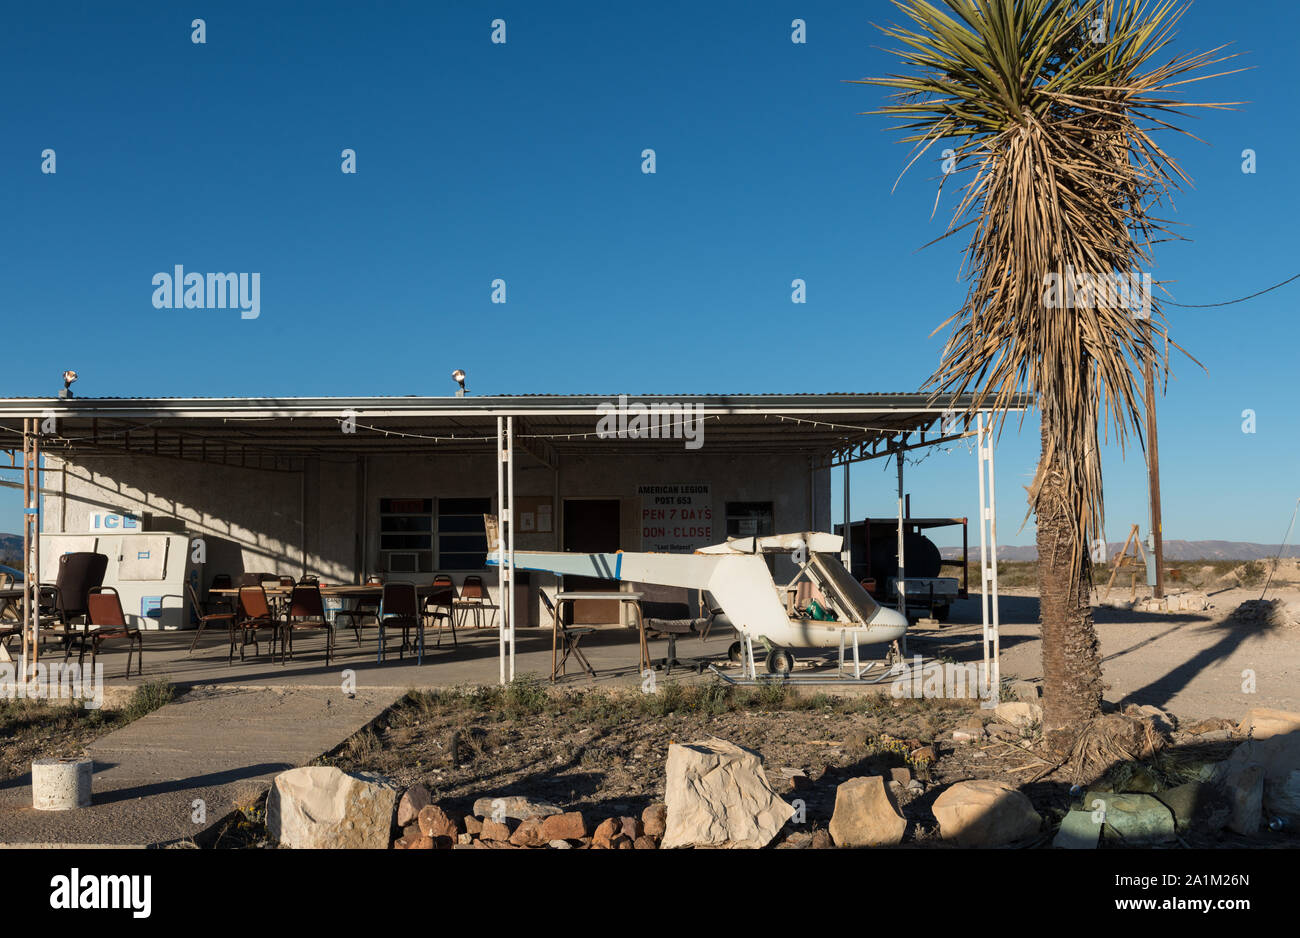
[941,541,1300,562]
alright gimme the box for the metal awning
[0,392,1031,467]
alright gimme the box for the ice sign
[89,512,141,532]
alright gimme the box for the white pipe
[986,413,1000,689]
[896,447,906,623]
[496,417,505,686]
[506,415,516,682]
[976,412,990,690]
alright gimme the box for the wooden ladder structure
[1101,524,1147,602]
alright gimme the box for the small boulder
[1155,781,1230,834]
[471,795,563,822]
[539,811,587,841]
[1085,792,1176,844]
[393,823,433,850]
[268,766,400,850]
[480,818,513,841]
[1010,680,1041,703]
[659,738,794,849]
[1221,734,1300,827]
[810,829,833,849]
[1221,762,1265,834]
[828,776,906,847]
[397,784,431,827]
[909,746,936,766]
[642,803,667,838]
[592,817,621,849]
[932,780,1041,846]
[994,702,1042,728]
[1238,708,1300,740]
[619,816,644,840]
[1053,810,1100,849]
[509,816,546,847]
[632,835,657,849]
[417,804,461,840]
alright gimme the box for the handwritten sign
[638,483,712,552]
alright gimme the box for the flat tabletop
[210,585,437,600]
[554,591,644,601]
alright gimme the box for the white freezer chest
[40,532,202,631]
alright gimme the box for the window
[726,502,774,538]
[378,496,492,572]
[437,497,492,570]
[380,498,433,574]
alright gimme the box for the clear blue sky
[2,1,1297,546]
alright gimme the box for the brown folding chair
[458,575,499,629]
[0,573,19,654]
[376,582,424,664]
[335,575,383,642]
[424,575,457,647]
[187,581,236,654]
[283,583,334,666]
[232,585,282,665]
[541,591,595,682]
[71,587,143,677]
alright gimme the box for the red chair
[458,575,498,629]
[424,575,457,647]
[232,585,282,665]
[283,583,334,666]
[335,575,383,643]
[186,581,236,655]
[73,587,143,677]
[376,582,424,664]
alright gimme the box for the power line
[1165,271,1300,308]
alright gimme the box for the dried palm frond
[855,0,1241,555]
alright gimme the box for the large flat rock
[0,686,398,847]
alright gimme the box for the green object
[806,601,837,621]
[1053,810,1101,849]
[1084,792,1176,844]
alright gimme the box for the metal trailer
[836,513,970,622]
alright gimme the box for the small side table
[551,591,645,682]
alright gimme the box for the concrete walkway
[0,686,400,847]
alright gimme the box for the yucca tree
[859,0,1235,740]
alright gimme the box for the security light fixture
[452,369,467,397]
[60,370,78,399]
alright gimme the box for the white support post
[896,445,906,626]
[21,418,40,677]
[976,413,1001,693]
[506,416,516,683]
[843,463,852,573]
[496,417,506,686]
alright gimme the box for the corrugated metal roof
[0,391,1032,418]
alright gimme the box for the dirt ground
[985,584,1300,720]
[0,680,174,785]
[323,680,1297,848]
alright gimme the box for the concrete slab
[0,685,399,847]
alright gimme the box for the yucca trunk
[1034,408,1104,735]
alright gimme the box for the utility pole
[1144,345,1165,600]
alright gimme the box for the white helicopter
[486,522,908,674]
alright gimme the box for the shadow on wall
[51,458,354,583]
